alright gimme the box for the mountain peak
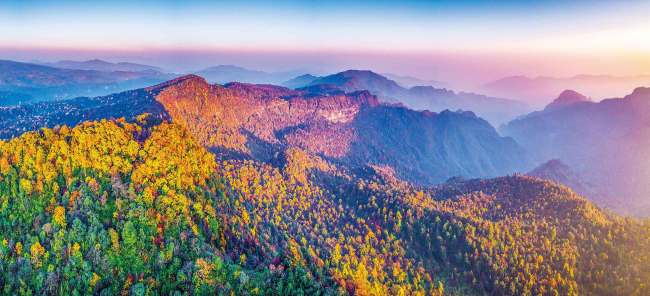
[86,58,110,63]
[627,87,650,99]
[528,159,591,196]
[340,69,376,75]
[307,69,403,98]
[203,64,251,71]
[545,89,589,110]
[336,70,390,81]
[146,74,207,92]
[282,74,320,89]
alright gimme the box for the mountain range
[0,60,175,105]
[44,59,164,73]
[381,73,448,89]
[0,59,530,127]
[195,65,302,85]
[286,70,530,126]
[4,60,648,217]
[503,87,650,216]
[481,74,650,106]
[0,74,528,185]
[1,72,649,295]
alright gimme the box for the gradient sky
[1,0,648,86]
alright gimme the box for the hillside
[502,87,650,216]
[294,70,530,126]
[0,75,529,185]
[0,117,648,295]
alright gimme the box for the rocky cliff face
[150,75,528,184]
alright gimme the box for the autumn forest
[0,112,648,295]
[2,1,650,294]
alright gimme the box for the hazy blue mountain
[502,87,650,216]
[46,59,164,73]
[282,74,321,89]
[528,159,595,198]
[544,89,591,111]
[481,74,650,106]
[195,65,302,84]
[382,72,448,88]
[301,69,530,126]
[0,59,175,104]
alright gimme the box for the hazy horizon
[1,0,649,90]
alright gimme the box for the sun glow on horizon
[0,0,648,81]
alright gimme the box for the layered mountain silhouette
[381,72,448,88]
[0,74,529,185]
[0,59,175,104]
[482,74,650,106]
[282,74,320,89]
[527,159,594,199]
[503,87,650,216]
[195,65,301,85]
[287,70,530,126]
[544,89,590,110]
[45,59,163,73]
[304,70,405,102]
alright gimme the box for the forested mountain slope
[0,117,648,295]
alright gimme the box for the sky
[0,0,649,86]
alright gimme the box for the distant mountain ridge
[0,59,175,104]
[306,70,405,102]
[482,74,650,106]
[544,89,590,110]
[46,59,163,73]
[195,65,302,85]
[287,69,530,126]
[382,72,448,88]
[282,74,320,89]
[502,87,650,216]
[527,159,594,198]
